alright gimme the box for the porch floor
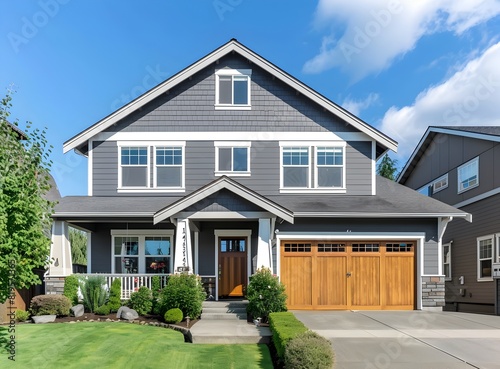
[190,300,271,344]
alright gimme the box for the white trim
[94,131,369,142]
[477,234,494,281]
[279,140,347,147]
[153,144,185,190]
[314,146,345,190]
[280,189,347,194]
[214,229,253,301]
[214,141,251,147]
[117,141,186,147]
[194,231,199,275]
[214,142,251,176]
[176,211,273,219]
[454,186,500,208]
[117,144,149,190]
[215,68,252,108]
[118,188,186,194]
[88,140,93,196]
[457,157,479,194]
[111,229,175,236]
[293,212,469,219]
[54,212,154,217]
[87,232,92,273]
[371,141,376,195]
[432,174,448,193]
[443,242,452,281]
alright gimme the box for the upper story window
[215,69,251,110]
[118,141,185,192]
[458,157,479,193]
[417,173,448,197]
[280,143,346,193]
[214,141,251,176]
[120,146,148,188]
[155,147,184,188]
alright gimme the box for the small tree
[377,153,399,180]
[0,91,55,303]
[69,228,87,265]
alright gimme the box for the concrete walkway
[190,319,272,344]
[294,310,500,369]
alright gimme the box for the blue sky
[2,0,500,197]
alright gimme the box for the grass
[0,323,273,369]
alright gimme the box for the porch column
[256,218,272,270]
[49,220,72,276]
[174,219,193,273]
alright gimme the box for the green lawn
[0,323,273,369]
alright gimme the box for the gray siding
[92,141,117,195]
[346,141,372,195]
[423,241,439,275]
[183,189,263,213]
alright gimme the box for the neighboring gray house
[398,126,500,314]
[48,39,469,310]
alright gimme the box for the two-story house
[47,39,469,311]
[399,126,500,314]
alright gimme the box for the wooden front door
[218,238,247,297]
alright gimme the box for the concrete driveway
[293,310,500,369]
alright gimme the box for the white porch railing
[88,274,170,300]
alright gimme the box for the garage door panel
[351,256,380,307]
[385,256,414,307]
[281,256,312,308]
[317,256,347,307]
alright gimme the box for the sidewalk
[190,319,272,344]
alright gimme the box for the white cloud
[380,41,500,158]
[304,0,500,80]
[341,93,379,116]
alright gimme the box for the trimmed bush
[30,294,72,316]
[80,275,108,313]
[247,267,287,323]
[15,310,30,322]
[268,312,308,360]
[158,274,206,319]
[129,287,153,316]
[94,304,111,315]
[107,279,122,313]
[284,331,334,369]
[164,308,183,324]
[63,274,80,306]
[151,276,161,315]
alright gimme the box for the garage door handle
[346,272,351,277]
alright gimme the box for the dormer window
[215,69,251,109]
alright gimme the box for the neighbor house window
[120,146,148,187]
[433,174,448,193]
[316,147,344,187]
[215,69,251,108]
[443,243,451,281]
[477,235,493,280]
[282,147,310,188]
[214,142,251,176]
[458,157,479,193]
[112,230,174,274]
[155,147,184,188]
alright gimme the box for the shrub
[80,275,108,313]
[94,304,111,315]
[15,310,30,322]
[151,276,162,315]
[164,308,183,324]
[129,287,153,316]
[30,294,72,316]
[284,331,334,369]
[107,279,122,313]
[268,312,308,360]
[63,275,80,306]
[246,267,287,323]
[158,274,206,319]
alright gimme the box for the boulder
[71,304,84,317]
[32,315,56,324]
[117,306,139,321]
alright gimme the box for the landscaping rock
[32,315,56,324]
[71,304,84,318]
[117,306,139,321]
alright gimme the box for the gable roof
[153,175,294,224]
[398,126,500,184]
[63,39,397,156]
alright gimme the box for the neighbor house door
[218,238,247,297]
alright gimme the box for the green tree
[0,91,55,303]
[69,228,87,265]
[377,154,399,180]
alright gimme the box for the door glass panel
[220,238,246,252]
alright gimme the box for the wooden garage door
[280,241,414,310]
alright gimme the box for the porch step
[201,300,248,320]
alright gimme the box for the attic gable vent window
[215,69,251,110]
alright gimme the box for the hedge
[268,312,308,359]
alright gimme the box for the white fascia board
[53,212,154,217]
[293,212,470,219]
[64,40,397,154]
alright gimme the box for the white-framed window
[155,146,184,188]
[443,242,452,281]
[477,235,493,281]
[214,141,251,176]
[458,157,479,193]
[119,146,148,188]
[280,142,346,193]
[112,230,174,274]
[215,69,251,109]
[433,174,448,193]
